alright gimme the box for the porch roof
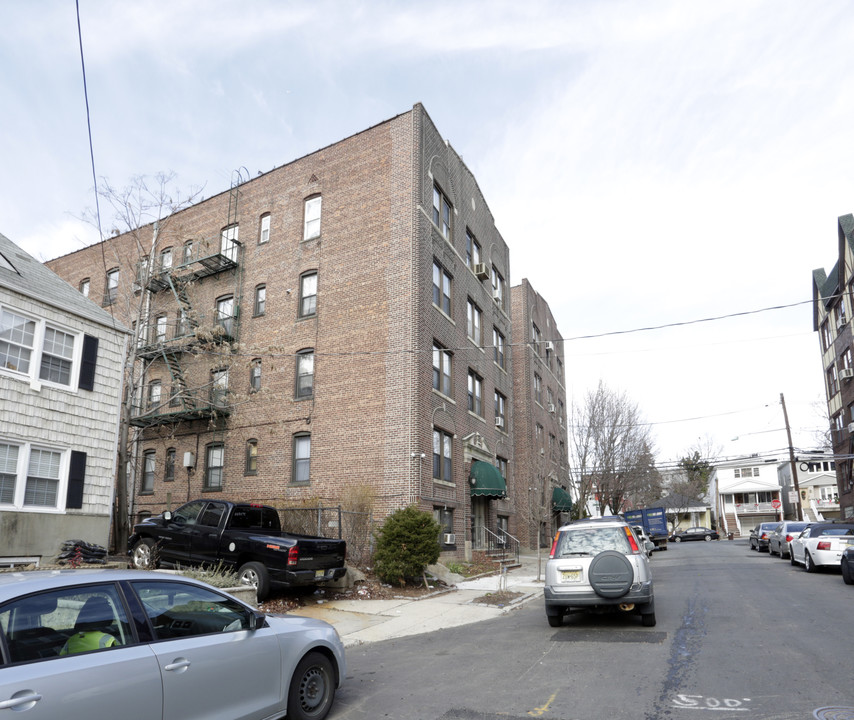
[470,460,506,498]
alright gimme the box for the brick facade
[47,104,565,555]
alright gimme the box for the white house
[709,457,783,537]
[778,454,839,522]
[0,232,129,564]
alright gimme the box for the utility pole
[780,393,803,521]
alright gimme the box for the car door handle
[164,658,191,672]
[0,692,43,709]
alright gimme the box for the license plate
[315,569,326,579]
[561,569,582,582]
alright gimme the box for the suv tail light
[624,526,640,553]
[817,541,831,551]
[549,532,560,559]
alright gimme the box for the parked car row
[750,520,854,583]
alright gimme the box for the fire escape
[130,169,248,428]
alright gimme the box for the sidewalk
[289,553,546,647]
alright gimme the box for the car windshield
[819,527,854,536]
[555,526,632,556]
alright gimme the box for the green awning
[552,486,573,512]
[470,461,507,498]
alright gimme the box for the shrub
[373,506,442,587]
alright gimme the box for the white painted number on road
[672,695,752,712]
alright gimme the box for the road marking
[671,695,751,712]
[527,692,557,717]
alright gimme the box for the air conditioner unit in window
[842,368,854,381]
[545,341,555,352]
[838,317,848,329]
[474,263,489,281]
[495,416,504,428]
[493,290,502,302]
[848,423,854,434]
[443,533,456,545]
[547,403,556,413]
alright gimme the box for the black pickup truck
[128,499,347,600]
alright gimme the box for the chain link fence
[276,506,376,569]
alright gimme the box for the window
[216,296,234,337]
[141,450,155,494]
[556,355,563,380]
[182,240,194,264]
[733,467,759,479]
[432,342,452,396]
[79,278,90,297]
[547,386,555,408]
[165,448,175,482]
[104,268,119,305]
[432,185,451,240]
[304,196,321,240]
[245,439,258,475]
[828,364,840,396]
[2,584,132,663]
[495,390,507,428]
[465,230,481,270]
[293,434,311,483]
[299,272,318,318]
[492,267,505,309]
[433,428,453,483]
[159,247,172,272]
[211,369,228,408]
[845,348,854,370]
[434,507,454,543]
[534,373,542,404]
[1,308,35,374]
[467,370,483,416]
[493,327,505,370]
[549,433,556,459]
[259,213,271,244]
[467,299,482,345]
[432,261,452,315]
[536,423,544,450]
[38,326,74,386]
[155,315,167,342]
[220,225,239,262]
[496,456,508,480]
[558,399,565,424]
[0,443,71,510]
[532,323,541,355]
[296,349,314,398]
[250,359,261,392]
[205,444,224,490]
[820,320,831,352]
[177,308,190,336]
[837,300,848,327]
[147,381,162,411]
[254,285,266,316]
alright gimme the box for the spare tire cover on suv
[588,550,634,598]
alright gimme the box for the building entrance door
[472,497,487,550]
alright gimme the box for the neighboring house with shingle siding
[0,232,129,564]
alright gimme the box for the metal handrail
[476,526,520,564]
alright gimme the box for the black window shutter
[79,334,99,391]
[66,451,86,509]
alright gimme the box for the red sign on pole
[772,499,781,509]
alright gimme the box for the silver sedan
[0,569,345,720]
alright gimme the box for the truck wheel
[131,538,158,569]
[238,561,271,601]
[288,651,335,720]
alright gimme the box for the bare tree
[82,173,204,552]
[568,380,657,516]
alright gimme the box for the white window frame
[304,197,322,240]
[0,304,82,392]
[259,213,271,244]
[0,439,69,513]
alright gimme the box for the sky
[2,0,852,467]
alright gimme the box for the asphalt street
[326,540,854,720]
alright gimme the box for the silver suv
[544,517,656,627]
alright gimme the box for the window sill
[433,479,456,488]
[432,304,455,325]
[432,388,455,404]
[202,487,223,493]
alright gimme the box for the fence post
[337,505,342,540]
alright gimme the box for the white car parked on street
[789,523,854,572]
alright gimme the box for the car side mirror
[248,611,265,631]
[162,511,173,522]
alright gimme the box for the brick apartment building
[47,103,570,557]
[510,278,571,547]
[812,213,854,522]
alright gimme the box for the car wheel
[704,535,712,542]
[641,612,656,627]
[547,614,563,627]
[842,561,854,585]
[782,545,790,559]
[790,552,797,566]
[131,538,158,570]
[287,651,335,720]
[804,552,817,573]
[674,536,682,543]
[238,561,271,601]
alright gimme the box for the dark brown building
[811,213,854,522]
